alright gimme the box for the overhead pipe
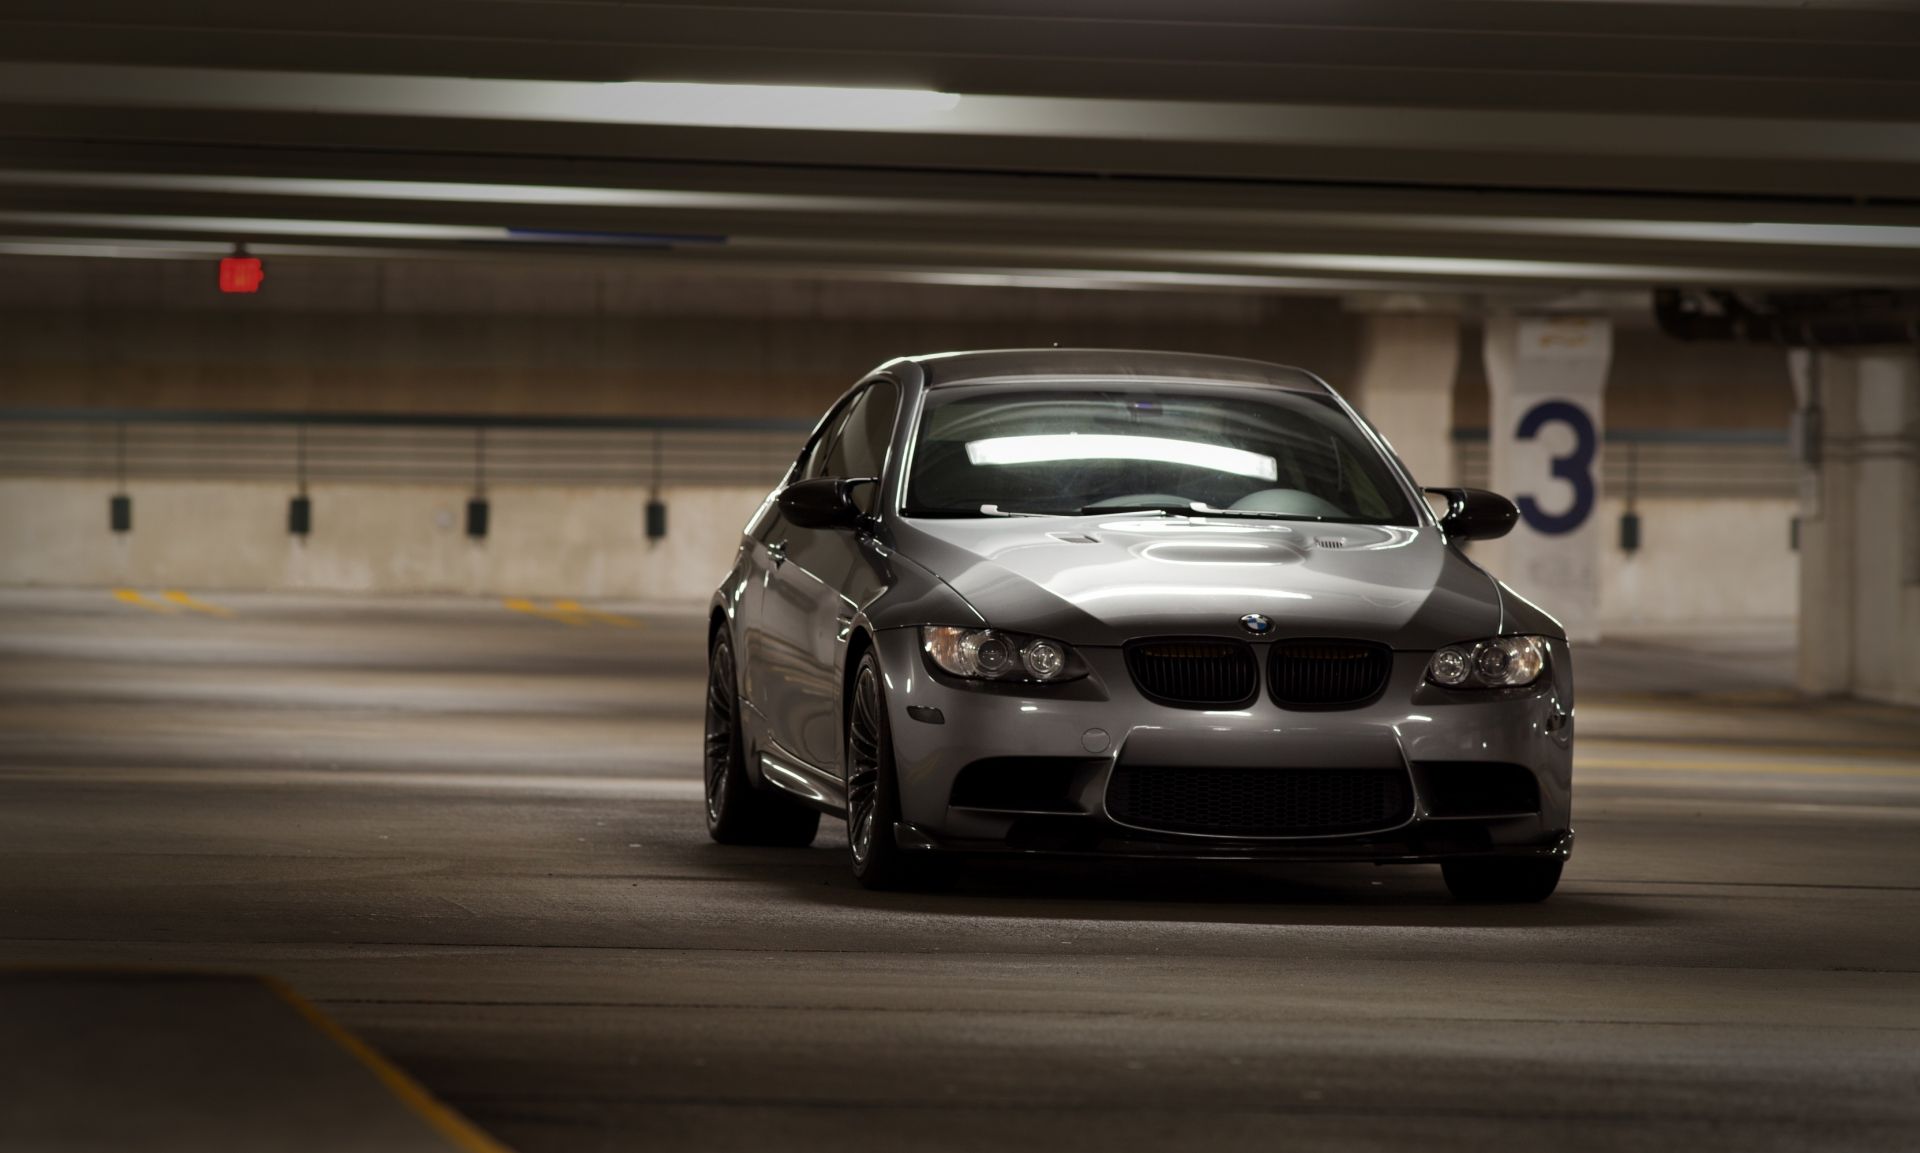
[1654,288,1920,347]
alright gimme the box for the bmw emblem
[1240,613,1274,636]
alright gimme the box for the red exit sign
[219,256,264,294]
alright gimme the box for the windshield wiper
[899,505,1056,518]
[905,502,1330,522]
[1074,501,1327,522]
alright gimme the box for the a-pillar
[1790,347,1920,704]
[1348,313,1461,488]
[1480,315,1614,643]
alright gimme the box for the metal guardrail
[1452,427,1798,499]
[0,410,1795,499]
[1449,428,1789,446]
[0,410,813,489]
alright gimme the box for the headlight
[1426,636,1549,689]
[922,626,1087,683]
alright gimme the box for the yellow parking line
[1579,757,1920,779]
[502,597,587,626]
[0,967,513,1152]
[112,588,176,613]
[1581,737,1920,767]
[267,978,516,1153]
[160,590,234,618]
[552,599,642,628]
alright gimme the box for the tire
[705,631,821,847]
[1441,857,1564,903]
[844,651,948,891]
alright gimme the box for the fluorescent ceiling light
[1415,216,1920,251]
[0,215,1823,285]
[0,238,230,260]
[748,236,1893,287]
[4,171,1918,252]
[0,236,488,261]
[0,211,718,246]
[0,170,812,211]
[0,211,503,241]
[956,244,1787,283]
[0,65,961,134]
[5,63,1920,164]
[966,434,1278,481]
[580,81,959,130]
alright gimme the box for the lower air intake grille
[1106,766,1412,837]
[1126,640,1259,707]
[1268,640,1394,708]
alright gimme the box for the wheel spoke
[705,644,737,818]
[846,666,884,864]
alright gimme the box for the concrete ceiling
[3,1,1919,301]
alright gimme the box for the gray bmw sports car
[705,349,1574,901]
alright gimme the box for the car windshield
[902,380,1416,524]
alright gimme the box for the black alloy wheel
[845,650,947,890]
[1440,857,1564,903]
[705,631,820,847]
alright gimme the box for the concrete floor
[1,589,1917,1152]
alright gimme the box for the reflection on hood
[895,516,1505,649]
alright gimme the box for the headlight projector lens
[1022,639,1067,680]
[1426,636,1550,689]
[923,626,1087,683]
[1428,647,1472,687]
[973,633,1015,675]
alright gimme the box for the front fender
[858,548,984,631]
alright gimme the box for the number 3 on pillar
[1514,400,1597,535]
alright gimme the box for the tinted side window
[821,380,899,481]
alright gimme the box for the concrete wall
[0,479,1800,631]
[1791,349,1920,706]
[1596,495,1798,632]
[0,256,1806,634]
[0,257,1358,421]
[0,478,768,601]
[1453,322,1795,432]
[0,258,1792,431]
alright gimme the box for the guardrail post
[109,422,132,533]
[646,428,667,540]
[466,427,489,539]
[288,423,311,536]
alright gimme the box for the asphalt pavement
[1,589,1916,1153]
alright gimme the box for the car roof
[902,348,1332,393]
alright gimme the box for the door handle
[766,539,788,566]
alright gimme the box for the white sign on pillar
[1482,315,1612,643]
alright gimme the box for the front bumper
[873,628,1575,864]
[894,821,1576,864]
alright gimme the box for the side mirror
[777,477,878,530]
[1425,487,1519,542]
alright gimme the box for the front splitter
[893,821,1575,865]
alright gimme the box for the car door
[741,396,852,726]
[758,379,900,778]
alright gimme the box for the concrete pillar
[1793,347,1920,703]
[1349,314,1460,487]
[1789,349,1856,695]
[1480,315,1613,643]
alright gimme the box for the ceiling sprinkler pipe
[1654,288,1920,347]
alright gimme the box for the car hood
[891,515,1516,649]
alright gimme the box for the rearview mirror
[777,477,878,530]
[1425,487,1519,542]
